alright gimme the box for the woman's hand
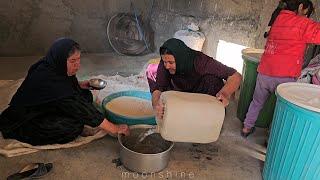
[155,101,165,120]
[108,123,130,136]
[216,72,241,107]
[92,90,101,105]
[99,119,130,136]
[216,90,230,107]
[79,80,90,89]
[115,124,130,136]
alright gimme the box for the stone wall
[0,0,131,56]
[255,0,320,49]
[5,0,319,57]
[150,0,262,57]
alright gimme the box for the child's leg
[243,74,296,130]
[263,76,295,142]
[243,74,271,129]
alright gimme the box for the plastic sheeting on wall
[174,23,205,51]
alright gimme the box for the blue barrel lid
[276,82,320,113]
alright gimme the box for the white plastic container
[156,91,225,143]
[174,23,205,51]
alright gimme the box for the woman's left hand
[155,101,165,120]
[92,90,102,105]
[216,91,230,107]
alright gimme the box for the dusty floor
[0,53,267,180]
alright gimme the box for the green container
[237,49,276,128]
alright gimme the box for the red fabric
[258,10,320,77]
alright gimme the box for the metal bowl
[118,125,174,173]
[89,78,107,90]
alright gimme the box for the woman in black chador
[0,38,129,145]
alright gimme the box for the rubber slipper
[241,127,256,138]
[7,163,53,180]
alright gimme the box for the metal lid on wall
[106,13,154,56]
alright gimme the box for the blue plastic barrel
[263,83,320,180]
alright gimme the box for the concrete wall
[0,0,133,56]
[255,0,320,49]
[0,0,266,56]
[7,0,319,57]
[253,0,278,50]
[151,0,262,57]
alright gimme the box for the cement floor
[0,53,267,180]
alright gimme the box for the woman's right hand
[155,102,164,120]
[99,119,130,136]
[115,124,130,136]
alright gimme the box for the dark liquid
[121,128,172,154]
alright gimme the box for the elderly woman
[0,38,129,145]
[146,38,242,117]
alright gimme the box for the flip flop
[7,163,53,180]
[241,127,256,138]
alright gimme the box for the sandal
[241,127,256,138]
[7,163,53,180]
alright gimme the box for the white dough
[105,96,154,118]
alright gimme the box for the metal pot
[118,124,174,173]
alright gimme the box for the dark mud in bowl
[118,125,174,173]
